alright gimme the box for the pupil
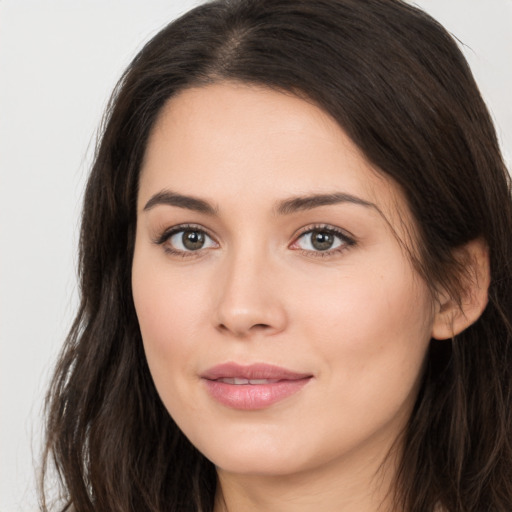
[312,231,334,251]
[182,230,205,250]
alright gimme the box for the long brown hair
[41,1,512,510]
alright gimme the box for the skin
[132,82,451,511]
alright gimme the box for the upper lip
[201,362,312,381]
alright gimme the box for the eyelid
[289,224,356,255]
[153,223,210,243]
[153,223,219,255]
[293,223,355,240]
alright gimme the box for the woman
[41,0,512,511]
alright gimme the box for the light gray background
[1,1,511,510]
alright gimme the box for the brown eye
[293,227,352,254]
[310,230,335,251]
[182,230,205,250]
[166,227,217,253]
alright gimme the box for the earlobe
[431,238,490,340]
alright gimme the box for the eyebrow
[143,190,218,215]
[276,192,377,215]
[143,189,377,216]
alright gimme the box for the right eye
[157,226,218,255]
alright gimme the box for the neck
[213,442,401,512]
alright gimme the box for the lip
[201,363,313,410]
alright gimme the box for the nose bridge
[214,238,286,337]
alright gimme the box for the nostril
[216,322,272,337]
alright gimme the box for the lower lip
[202,378,311,410]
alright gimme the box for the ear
[431,238,490,340]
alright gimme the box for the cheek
[132,241,208,347]
[299,249,434,349]
[132,264,212,437]
[134,281,200,355]
[295,253,434,406]
[131,246,210,406]
[285,262,434,462]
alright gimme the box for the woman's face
[132,82,437,479]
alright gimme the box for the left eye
[294,229,346,252]
[168,229,217,252]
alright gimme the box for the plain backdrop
[1,1,511,510]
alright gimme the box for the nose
[213,250,288,338]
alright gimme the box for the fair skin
[131,82,484,511]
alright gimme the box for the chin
[192,429,309,477]
[212,453,305,477]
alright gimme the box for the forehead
[139,81,408,226]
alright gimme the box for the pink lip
[201,363,313,410]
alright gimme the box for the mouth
[215,377,281,385]
[201,363,313,410]
[201,362,312,381]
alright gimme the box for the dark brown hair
[41,1,512,510]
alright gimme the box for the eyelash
[154,224,217,258]
[291,224,356,258]
[153,223,356,259]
